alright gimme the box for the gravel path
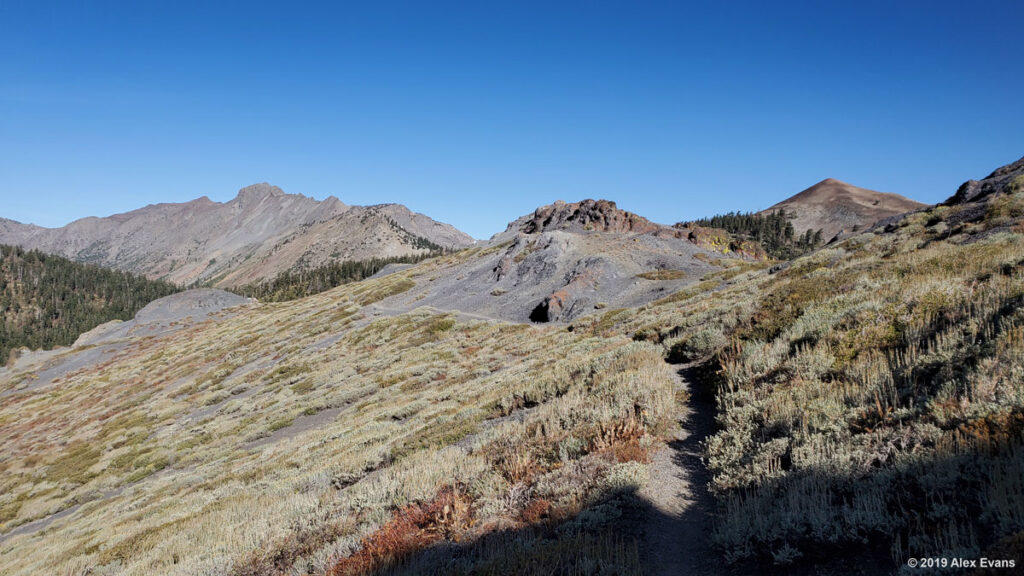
[641,363,721,576]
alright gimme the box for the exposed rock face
[236,182,287,203]
[0,184,475,288]
[375,200,735,323]
[760,178,926,240]
[947,156,1024,205]
[515,199,662,235]
[530,263,604,322]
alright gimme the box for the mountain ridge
[0,185,474,288]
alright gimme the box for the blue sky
[1,1,1022,239]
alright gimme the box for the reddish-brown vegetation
[325,485,474,576]
[590,417,651,463]
[519,498,553,524]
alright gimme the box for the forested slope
[683,209,822,259]
[0,245,180,360]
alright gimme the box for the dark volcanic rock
[946,156,1024,205]
[379,200,728,323]
[530,262,605,323]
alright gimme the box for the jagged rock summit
[760,178,926,240]
[0,184,474,288]
[516,199,663,235]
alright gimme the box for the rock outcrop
[516,199,663,236]
[946,156,1024,205]
[375,200,734,323]
[529,263,604,322]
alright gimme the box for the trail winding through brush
[641,363,721,576]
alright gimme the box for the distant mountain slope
[760,178,926,240]
[0,184,474,288]
[0,244,180,361]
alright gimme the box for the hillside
[2,157,1024,576]
[233,253,441,302]
[591,155,1024,572]
[760,177,926,240]
[0,184,474,288]
[366,198,755,323]
[681,209,823,260]
[0,245,180,362]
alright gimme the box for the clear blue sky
[2,1,1022,239]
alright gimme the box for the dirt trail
[362,303,506,325]
[640,363,720,576]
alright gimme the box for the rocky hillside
[0,184,474,288]
[0,271,677,576]
[588,155,1024,573]
[371,199,751,323]
[759,177,926,240]
[946,155,1024,204]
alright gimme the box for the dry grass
[7,191,1024,574]
[0,267,673,575]
[588,192,1024,570]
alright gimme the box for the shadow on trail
[646,362,722,576]
[368,361,731,576]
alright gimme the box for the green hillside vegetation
[0,244,180,361]
[687,209,823,259]
[234,253,444,302]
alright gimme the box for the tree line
[687,209,823,259]
[233,252,443,302]
[1,244,180,363]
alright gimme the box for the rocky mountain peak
[760,179,926,239]
[519,199,661,235]
[236,183,287,202]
